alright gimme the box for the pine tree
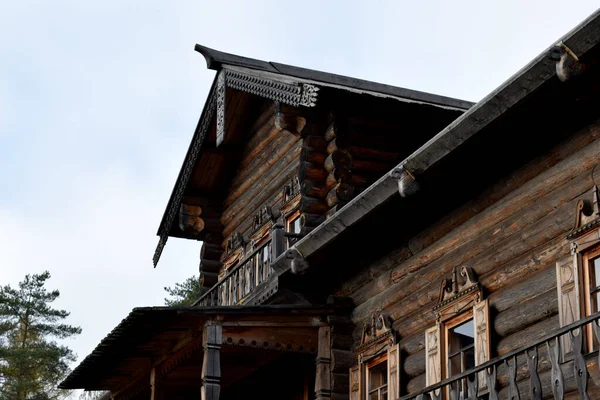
[0,271,81,400]
[163,275,203,306]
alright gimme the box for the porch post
[315,326,332,400]
[150,367,164,400]
[201,321,222,400]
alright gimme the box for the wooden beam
[201,322,222,400]
[315,326,332,400]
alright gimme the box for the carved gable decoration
[222,232,245,269]
[250,206,275,242]
[568,185,600,240]
[433,266,481,322]
[356,312,396,360]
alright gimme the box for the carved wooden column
[201,322,222,400]
[315,326,332,400]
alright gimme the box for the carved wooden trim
[249,206,275,243]
[153,84,217,266]
[433,266,481,322]
[281,177,301,217]
[356,312,396,361]
[568,186,600,240]
[216,70,226,147]
[224,69,319,107]
[202,322,222,400]
[222,232,245,269]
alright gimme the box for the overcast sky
[1,0,599,385]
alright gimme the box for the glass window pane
[369,362,387,390]
[594,257,600,287]
[448,318,475,378]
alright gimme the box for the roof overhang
[59,304,347,391]
[273,7,600,270]
[152,44,474,267]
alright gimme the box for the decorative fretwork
[281,176,301,218]
[153,84,217,267]
[404,312,600,400]
[225,232,244,257]
[225,70,319,107]
[216,70,226,147]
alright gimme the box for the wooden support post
[315,326,332,400]
[201,322,222,400]
[150,368,164,400]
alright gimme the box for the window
[366,356,388,400]
[426,267,490,397]
[286,210,301,248]
[350,312,400,400]
[445,314,475,395]
[582,246,600,352]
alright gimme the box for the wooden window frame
[582,245,600,353]
[365,353,388,400]
[443,310,474,380]
[285,210,301,249]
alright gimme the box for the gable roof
[153,45,474,266]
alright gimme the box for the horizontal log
[350,159,391,173]
[299,161,328,182]
[274,112,306,135]
[222,146,301,237]
[201,243,224,260]
[238,116,277,170]
[326,183,355,208]
[304,135,328,150]
[331,349,353,373]
[302,180,328,199]
[325,150,353,173]
[199,258,222,273]
[301,147,327,165]
[300,195,330,214]
[327,138,401,161]
[404,348,425,378]
[325,168,352,188]
[226,131,300,207]
[179,210,223,236]
[199,271,219,288]
[331,372,349,395]
[493,289,557,337]
[354,167,593,321]
[301,213,326,228]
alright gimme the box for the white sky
[1,0,599,386]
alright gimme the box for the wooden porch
[59,305,353,400]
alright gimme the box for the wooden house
[61,8,600,400]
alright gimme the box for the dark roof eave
[287,7,600,262]
[194,44,474,111]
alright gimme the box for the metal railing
[401,312,600,400]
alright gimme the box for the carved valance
[356,312,396,361]
[433,266,481,322]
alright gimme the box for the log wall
[335,118,600,396]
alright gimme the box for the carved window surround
[350,312,400,400]
[559,185,600,357]
[426,266,490,395]
[281,176,301,218]
[222,232,245,270]
[249,206,276,245]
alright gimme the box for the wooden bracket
[391,166,419,198]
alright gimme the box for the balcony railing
[402,312,600,400]
[196,225,302,307]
